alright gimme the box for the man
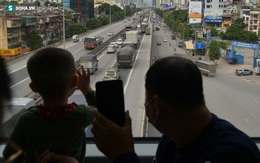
[92,56,260,163]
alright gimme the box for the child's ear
[29,82,38,93]
[71,74,78,88]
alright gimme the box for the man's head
[27,47,76,99]
[144,56,205,133]
[0,57,11,137]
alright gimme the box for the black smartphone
[95,80,125,127]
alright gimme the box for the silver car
[107,45,116,54]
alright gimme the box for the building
[70,0,94,23]
[249,10,259,35]
[221,14,232,32]
[188,1,203,30]
[0,15,23,58]
[203,0,227,33]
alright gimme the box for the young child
[3,47,96,163]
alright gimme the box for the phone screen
[95,80,125,127]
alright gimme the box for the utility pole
[109,2,112,38]
[63,2,66,49]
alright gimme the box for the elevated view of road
[4,12,260,139]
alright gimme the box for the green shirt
[3,91,96,163]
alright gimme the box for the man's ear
[153,95,163,116]
[29,82,38,93]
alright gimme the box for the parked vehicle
[103,68,120,80]
[195,60,217,77]
[177,41,184,48]
[157,42,161,46]
[72,35,79,42]
[235,69,253,76]
[84,36,104,49]
[163,38,168,42]
[171,35,176,40]
[117,45,136,68]
[79,55,98,74]
[107,45,117,54]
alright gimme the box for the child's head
[27,47,76,99]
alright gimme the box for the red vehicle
[84,36,104,50]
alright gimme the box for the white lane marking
[9,65,27,74]
[251,113,256,119]
[124,35,146,94]
[11,77,30,88]
[10,23,125,86]
[253,98,258,103]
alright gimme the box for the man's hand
[92,110,135,160]
[35,150,78,163]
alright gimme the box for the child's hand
[77,66,93,94]
[35,150,78,163]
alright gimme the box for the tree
[208,40,221,62]
[44,0,51,6]
[211,28,218,37]
[66,23,86,37]
[33,0,41,6]
[27,31,43,50]
[218,41,229,50]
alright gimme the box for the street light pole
[63,3,66,49]
[110,2,111,33]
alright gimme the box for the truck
[145,27,151,35]
[195,60,217,77]
[117,45,136,68]
[255,59,260,75]
[78,54,98,74]
[123,30,140,48]
[141,22,148,33]
[84,36,104,50]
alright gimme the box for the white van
[72,35,79,42]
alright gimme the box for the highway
[147,26,260,137]
[6,18,260,138]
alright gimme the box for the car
[107,32,114,36]
[157,42,161,46]
[163,38,168,42]
[235,69,253,76]
[103,68,120,80]
[107,45,117,54]
[171,35,176,40]
[110,42,118,48]
[116,38,123,45]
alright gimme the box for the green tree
[218,41,229,50]
[177,23,192,41]
[66,23,86,37]
[211,28,218,37]
[9,1,19,4]
[208,40,221,62]
[27,31,43,50]
[44,0,51,6]
[33,0,41,6]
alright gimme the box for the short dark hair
[145,56,205,110]
[27,47,75,98]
